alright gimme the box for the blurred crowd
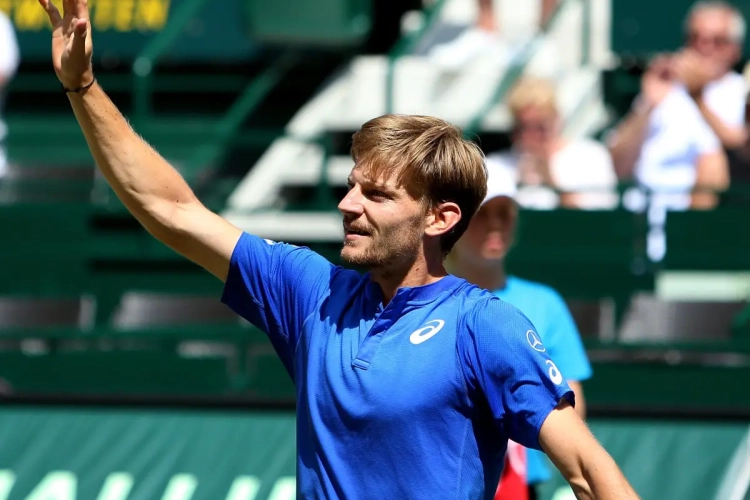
[2,2,749,251]
[430,0,749,261]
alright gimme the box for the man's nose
[338,188,364,216]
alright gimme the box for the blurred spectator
[608,1,743,211]
[428,0,558,69]
[450,166,592,500]
[0,10,20,179]
[486,76,618,210]
[725,61,750,190]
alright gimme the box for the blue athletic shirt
[222,233,574,500]
[493,276,593,486]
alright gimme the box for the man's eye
[369,190,388,199]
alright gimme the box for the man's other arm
[68,84,241,281]
[540,401,639,500]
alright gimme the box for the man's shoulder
[716,71,746,91]
[704,72,747,106]
[458,286,532,330]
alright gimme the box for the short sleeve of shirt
[539,289,593,383]
[704,73,747,128]
[0,13,19,78]
[461,298,575,450]
[221,233,336,373]
[694,115,722,155]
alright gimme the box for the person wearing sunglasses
[608,1,743,260]
[609,2,743,199]
[485,76,617,210]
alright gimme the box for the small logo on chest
[409,320,445,345]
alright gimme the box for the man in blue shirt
[40,2,639,498]
[451,167,593,499]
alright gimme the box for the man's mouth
[344,225,371,237]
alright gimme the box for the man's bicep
[162,202,243,282]
[539,400,593,481]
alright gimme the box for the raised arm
[608,56,674,179]
[39,0,241,281]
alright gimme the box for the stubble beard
[341,220,423,272]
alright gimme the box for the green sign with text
[2,0,256,62]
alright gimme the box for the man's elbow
[723,129,749,150]
[141,198,201,245]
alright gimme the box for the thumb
[71,18,88,55]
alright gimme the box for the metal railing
[131,0,212,121]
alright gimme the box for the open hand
[641,54,675,107]
[38,0,94,90]
[672,49,722,97]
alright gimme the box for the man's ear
[425,202,462,238]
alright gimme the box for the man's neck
[454,260,506,292]
[372,255,448,305]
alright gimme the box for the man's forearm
[608,104,652,179]
[68,83,198,233]
[580,450,640,500]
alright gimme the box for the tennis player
[39,1,639,498]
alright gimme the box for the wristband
[63,78,96,94]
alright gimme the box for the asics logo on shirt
[410,320,445,345]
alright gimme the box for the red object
[495,440,528,500]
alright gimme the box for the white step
[223,211,343,241]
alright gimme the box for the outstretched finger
[62,0,74,16]
[38,0,62,26]
[70,18,88,57]
[75,0,89,19]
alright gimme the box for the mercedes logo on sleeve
[526,330,546,352]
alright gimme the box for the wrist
[632,96,655,116]
[690,89,704,104]
[61,73,96,94]
[63,78,96,95]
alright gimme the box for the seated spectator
[608,1,743,211]
[0,10,20,179]
[486,76,618,210]
[428,0,558,69]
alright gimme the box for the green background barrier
[1,0,258,62]
[0,407,297,500]
[0,406,746,500]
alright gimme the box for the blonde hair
[506,77,559,116]
[351,114,488,255]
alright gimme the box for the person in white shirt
[608,1,743,212]
[485,76,618,210]
[428,0,558,70]
[0,11,20,178]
